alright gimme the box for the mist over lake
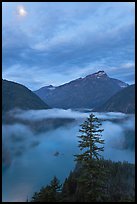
[2,109,135,202]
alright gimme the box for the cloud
[2,108,135,201]
[122,115,135,130]
[10,108,132,123]
[2,110,135,170]
[121,62,135,69]
[2,123,33,170]
[102,121,126,149]
[9,108,89,121]
[93,112,127,120]
[2,2,135,89]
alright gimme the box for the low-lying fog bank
[2,108,135,202]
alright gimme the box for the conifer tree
[74,113,107,202]
[50,176,62,193]
[75,113,104,163]
[31,176,62,202]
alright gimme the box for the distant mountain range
[2,79,49,113]
[94,84,135,113]
[3,71,134,114]
[34,71,128,109]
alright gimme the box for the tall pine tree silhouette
[75,113,104,162]
[74,113,107,202]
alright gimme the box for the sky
[2,2,135,90]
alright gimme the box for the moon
[17,6,27,17]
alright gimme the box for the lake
[2,109,135,202]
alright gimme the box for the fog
[2,109,135,202]
[9,108,90,120]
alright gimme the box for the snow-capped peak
[94,70,107,76]
[86,70,108,79]
[45,85,56,90]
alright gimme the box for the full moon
[17,6,27,17]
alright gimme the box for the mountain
[93,84,135,113]
[34,71,128,109]
[2,79,50,113]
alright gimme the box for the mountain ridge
[93,84,135,113]
[2,79,50,113]
[34,70,128,109]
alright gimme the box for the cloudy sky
[2,2,135,90]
